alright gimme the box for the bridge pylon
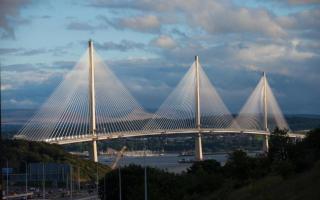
[194,55,203,161]
[262,72,269,153]
[89,40,98,162]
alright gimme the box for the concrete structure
[88,40,98,162]
[263,72,269,153]
[194,56,203,161]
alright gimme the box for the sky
[1,0,320,115]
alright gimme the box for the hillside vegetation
[99,128,320,200]
[225,162,320,200]
[1,139,110,181]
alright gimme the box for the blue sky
[1,0,320,114]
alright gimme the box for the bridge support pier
[195,133,203,161]
[92,138,98,162]
[88,40,98,162]
[194,55,203,161]
[262,134,269,153]
[262,72,269,153]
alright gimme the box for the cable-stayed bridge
[15,40,305,162]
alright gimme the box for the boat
[178,158,194,163]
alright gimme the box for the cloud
[288,0,320,4]
[181,1,286,37]
[276,9,320,40]
[1,61,75,109]
[67,14,160,34]
[151,35,177,49]
[1,84,14,91]
[41,15,51,19]
[0,0,32,39]
[268,0,320,5]
[119,15,161,33]
[3,70,62,86]
[1,62,71,90]
[1,98,38,109]
[8,98,36,107]
[0,60,80,110]
[66,21,97,30]
[0,47,47,56]
[95,40,145,51]
[235,42,315,63]
[89,0,159,10]
[47,42,75,56]
[91,0,286,37]
[0,48,20,55]
[51,61,76,70]
[20,48,47,56]
[97,14,161,33]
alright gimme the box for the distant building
[2,163,71,185]
[29,163,71,182]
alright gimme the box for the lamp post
[96,164,99,195]
[23,161,28,198]
[70,165,73,200]
[103,175,106,200]
[118,167,122,200]
[6,160,9,197]
[143,141,148,200]
[42,163,45,200]
[78,167,80,191]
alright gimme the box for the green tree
[268,128,291,162]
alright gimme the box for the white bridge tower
[194,55,203,161]
[262,72,269,153]
[88,40,98,162]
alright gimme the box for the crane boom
[111,146,127,169]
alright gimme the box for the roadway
[41,128,306,145]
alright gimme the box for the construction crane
[111,146,127,169]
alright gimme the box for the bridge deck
[42,128,305,145]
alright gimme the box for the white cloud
[277,9,320,30]
[287,0,320,4]
[1,66,67,92]
[152,35,177,49]
[120,15,160,33]
[3,70,60,84]
[0,0,32,38]
[8,98,36,107]
[235,42,314,63]
[179,1,286,37]
[94,0,286,37]
[1,84,14,91]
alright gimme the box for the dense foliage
[1,139,110,181]
[99,128,320,200]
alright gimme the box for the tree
[268,128,291,162]
[224,150,253,181]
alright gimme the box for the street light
[144,141,148,200]
[22,161,28,198]
[96,164,99,195]
[118,167,122,200]
[70,164,73,200]
[6,160,9,197]
[78,167,80,191]
[104,175,106,200]
[42,163,45,200]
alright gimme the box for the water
[99,153,232,173]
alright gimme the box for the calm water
[99,153,260,173]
